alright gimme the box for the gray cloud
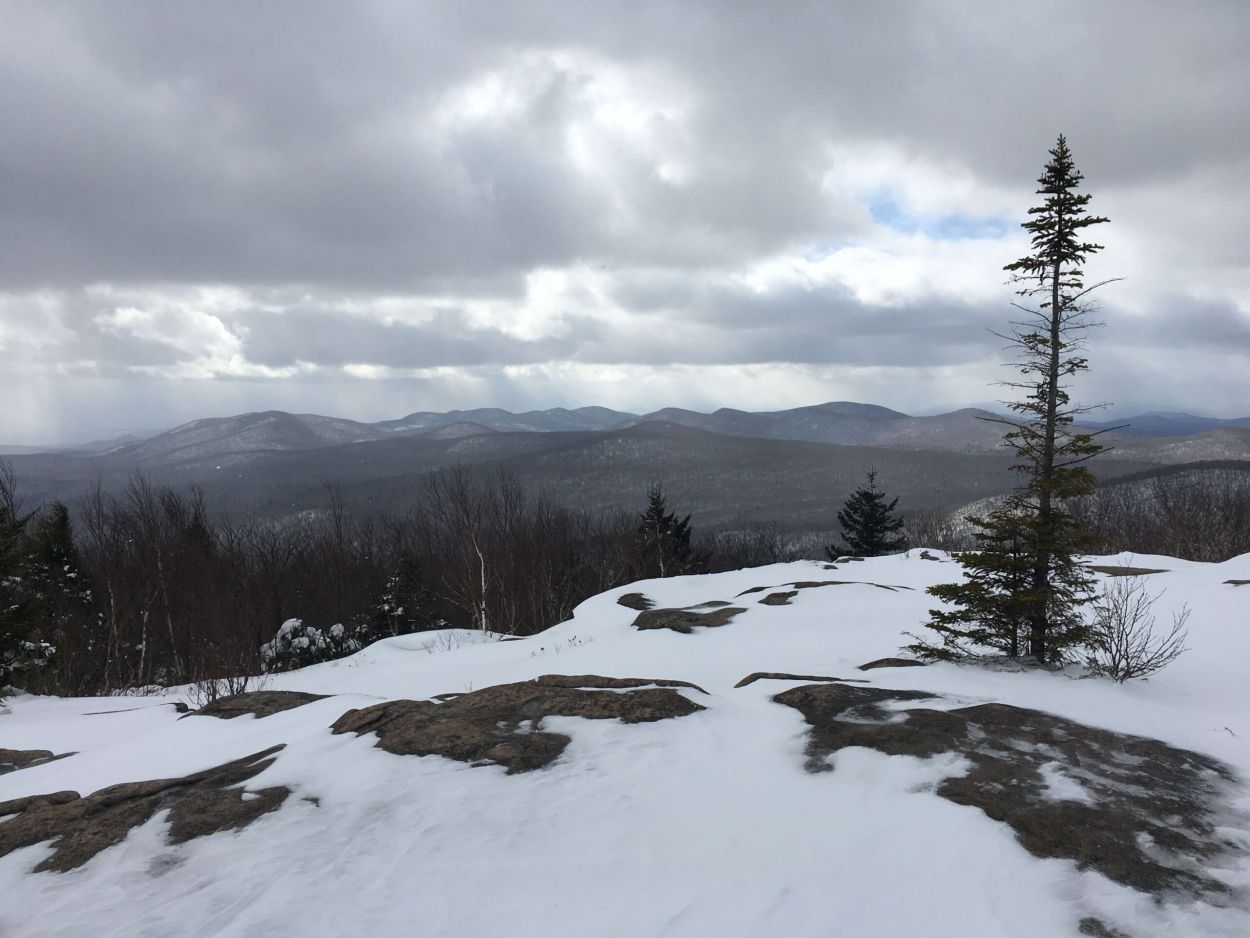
[237,308,599,369]
[0,0,1247,443]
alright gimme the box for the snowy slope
[2,552,1249,938]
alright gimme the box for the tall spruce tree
[912,135,1112,664]
[827,470,906,559]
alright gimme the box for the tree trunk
[1030,241,1066,661]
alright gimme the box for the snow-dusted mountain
[5,403,1248,528]
[373,405,635,435]
[3,552,1248,937]
[99,411,388,466]
[1085,412,1250,438]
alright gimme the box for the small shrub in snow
[1085,577,1189,682]
[419,630,475,655]
[529,634,593,658]
[187,671,272,708]
[261,618,368,673]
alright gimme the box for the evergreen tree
[827,470,907,558]
[914,135,1112,664]
[635,484,701,578]
[369,550,436,637]
[0,463,34,693]
[914,496,1034,659]
[27,501,95,690]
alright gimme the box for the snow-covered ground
[2,551,1248,937]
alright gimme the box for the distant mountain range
[373,406,634,435]
[6,402,1248,530]
[96,411,387,465]
[38,402,1249,457]
[1082,411,1250,438]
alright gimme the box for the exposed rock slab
[331,675,705,774]
[857,657,929,672]
[1088,565,1169,577]
[758,591,797,606]
[0,747,289,873]
[0,749,72,775]
[188,691,328,720]
[734,672,855,689]
[616,592,655,611]
[530,674,707,694]
[631,606,746,634]
[738,579,911,598]
[775,683,1244,900]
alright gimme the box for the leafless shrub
[1085,576,1188,682]
[903,509,976,552]
[186,671,272,709]
[1070,466,1250,563]
[708,521,803,569]
[419,630,477,655]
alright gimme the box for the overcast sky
[1,1,1247,443]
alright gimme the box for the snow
[1038,761,1099,805]
[1,551,1248,937]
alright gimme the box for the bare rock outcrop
[0,749,72,775]
[631,606,746,634]
[734,672,854,689]
[0,747,290,873]
[856,657,929,671]
[188,691,328,720]
[776,683,1244,900]
[332,675,705,774]
[616,592,655,611]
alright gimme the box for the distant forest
[1,458,1247,697]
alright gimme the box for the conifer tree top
[1004,135,1109,294]
[831,470,906,558]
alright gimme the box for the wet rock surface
[775,683,1245,900]
[631,606,746,633]
[0,747,290,873]
[331,674,706,774]
[188,691,329,720]
[0,749,72,775]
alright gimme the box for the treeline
[1069,466,1250,563]
[0,464,810,696]
[5,458,1245,697]
[903,467,1250,563]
